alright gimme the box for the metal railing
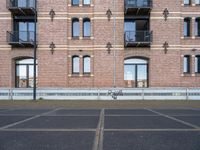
[125,0,152,8]
[7,31,35,44]
[124,31,152,43]
[7,0,36,9]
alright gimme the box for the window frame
[72,56,80,74]
[72,0,79,6]
[83,0,91,6]
[184,0,191,5]
[83,56,91,74]
[183,55,191,74]
[195,18,200,37]
[184,18,191,37]
[195,55,200,73]
[83,18,91,37]
[72,18,80,38]
[195,0,200,5]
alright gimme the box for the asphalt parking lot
[0,108,200,150]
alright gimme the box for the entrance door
[124,58,148,88]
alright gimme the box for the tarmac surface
[0,108,199,150]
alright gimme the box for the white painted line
[0,108,62,129]
[104,128,200,132]
[0,128,96,132]
[92,109,104,150]
[105,115,160,117]
[146,108,200,129]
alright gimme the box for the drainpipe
[33,0,37,100]
[113,0,116,88]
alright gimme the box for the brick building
[0,0,200,89]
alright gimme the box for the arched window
[83,0,90,5]
[184,0,191,5]
[72,18,80,37]
[83,56,91,74]
[72,56,80,74]
[195,55,200,73]
[72,0,79,6]
[184,18,191,37]
[195,18,200,37]
[83,18,91,37]
[15,58,37,88]
[183,55,190,73]
[124,58,148,88]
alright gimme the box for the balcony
[7,0,36,16]
[125,0,152,15]
[124,31,152,47]
[7,31,35,47]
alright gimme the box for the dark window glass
[195,18,200,37]
[183,55,190,73]
[72,18,80,37]
[83,18,91,37]
[184,0,191,5]
[83,0,90,5]
[184,18,191,37]
[16,58,37,88]
[72,0,79,5]
[83,56,91,73]
[72,56,80,74]
[195,55,200,73]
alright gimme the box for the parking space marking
[105,114,160,116]
[0,108,62,129]
[93,109,104,150]
[0,108,15,113]
[0,128,96,132]
[104,128,200,131]
[146,108,200,129]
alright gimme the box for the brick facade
[0,0,200,88]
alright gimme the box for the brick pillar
[79,18,83,39]
[192,17,196,39]
[79,55,83,76]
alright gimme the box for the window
[184,18,191,37]
[183,55,190,73]
[15,58,37,88]
[14,21,35,42]
[195,18,200,37]
[83,0,90,5]
[124,58,148,88]
[72,18,80,37]
[83,18,91,37]
[72,56,80,74]
[83,56,91,74]
[72,0,79,6]
[195,55,200,73]
[184,0,191,5]
[195,0,200,5]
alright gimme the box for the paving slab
[0,131,95,150]
[104,131,200,150]
[105,109,156,115]
[105,116,192,129]
[10,116,99,129]
[153,109,200,115]
[173,116,200,127]
[0,116,33,128]
[0,109,52,115]
[46,109,100,116]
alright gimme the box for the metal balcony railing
[125,0,152,8]
[7,0,36,9]
[7,31,35,46]
[124,31,152,46]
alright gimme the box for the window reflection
[16,58,37,88]
[83,19,91,37]
[124,58,148,88]
[83,56,91,73]
[72,56,80,74]
[72,18,80,37]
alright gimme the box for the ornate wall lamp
[163,8,169,21]
[49,42,56,54]
[106,9,112,21]
[163,41,169,54]
[106,42,112,54]
[49,9,55,22]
